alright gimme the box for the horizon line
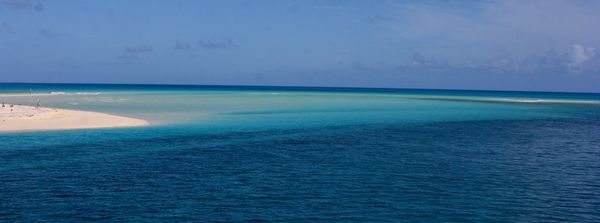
[1,81,599,95]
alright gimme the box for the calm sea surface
[1,83,600,222]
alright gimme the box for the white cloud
[567,44,596,72]
[379,0,600,62]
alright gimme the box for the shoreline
[0,92,94,97]
[0,105,149,133]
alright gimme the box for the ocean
[1,83,600,222]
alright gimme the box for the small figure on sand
[36,100,41,109]
[10,104,13,112]
[1,102,4,108]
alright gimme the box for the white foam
[484,98,600,104]
[83,97,115,103]
[75,92,101,95]
[413,96,600,105]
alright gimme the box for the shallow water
[1,84,600,222]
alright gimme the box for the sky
[1,0,600,92]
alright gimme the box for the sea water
[1,83,599,222]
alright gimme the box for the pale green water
[1,89,574,133]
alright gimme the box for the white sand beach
[0,105,149,132]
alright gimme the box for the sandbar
[0,105,149,133]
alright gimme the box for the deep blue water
[2,82,600,100]
[1,84,600,222]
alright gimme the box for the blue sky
[1,0,599,92]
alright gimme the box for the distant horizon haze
[1,81,600,95]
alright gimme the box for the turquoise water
[1,83,600,222]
